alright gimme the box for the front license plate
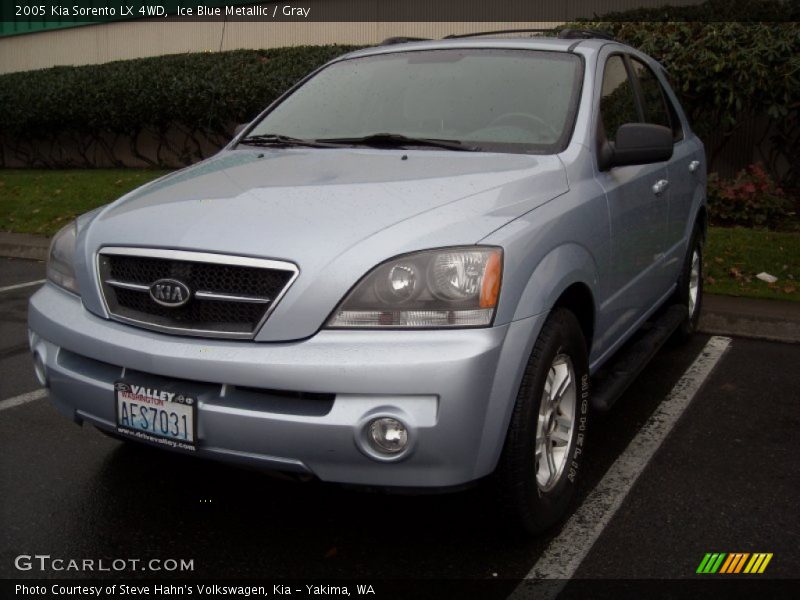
[114,381,197,451]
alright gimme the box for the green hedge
[570,0,800,193]
[583,0,800,21]
[1,0,798,187]
[0,46,361,167]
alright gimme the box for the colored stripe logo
[696,553,773,574]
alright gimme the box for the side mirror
[599,123,673,170]
[233,123,248,138]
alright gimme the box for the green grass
[1,169,798,302]
[0,169,169,236]
[705,227,799,301]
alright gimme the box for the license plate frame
[114,381,197,451]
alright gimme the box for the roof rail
[379,29,615,45]
[443,28,554,40]
[379,36,430,46]
[557,29,615,41]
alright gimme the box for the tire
[494,307,590,535]
[672,226,704,343]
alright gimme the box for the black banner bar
[3,0,800,24]
[4,578,800,600]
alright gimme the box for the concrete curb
[0,231,798,343]
[699,294,800,345]
[0,232,49,262]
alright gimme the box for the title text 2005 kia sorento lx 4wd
[29,32,706,533]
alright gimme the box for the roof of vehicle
[342,35,623,61]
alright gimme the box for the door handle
[651,179,669,195]
[689,160,700,173]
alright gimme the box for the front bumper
[28,283,544,488]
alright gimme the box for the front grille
[107,255,288,297]
[97,249,298,339]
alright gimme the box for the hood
[79,147,568,341]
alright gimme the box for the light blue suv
[29,31,706,533]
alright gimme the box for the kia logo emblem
[149,278,191,307]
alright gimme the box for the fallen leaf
[784,285,796,294]
[714,257,723,264]
[324,547,338,558]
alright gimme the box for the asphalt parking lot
[1,256,798,597]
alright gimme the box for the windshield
[244,48,583,154]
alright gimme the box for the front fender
[511,242,599,322]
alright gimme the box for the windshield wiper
[316,133,480,152]
[239,134,337,148]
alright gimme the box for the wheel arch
[473,245,598,478]
[510,242,598,352]
[552,282,595,352]
[695,204,708,240]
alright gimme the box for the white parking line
[0,279,46,293]
[0,388,47,412]
[510,335,732,599]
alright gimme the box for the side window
[599,55,639,142]
[629,58,682,140]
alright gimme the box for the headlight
[327,247,502,329]
[46,221,80,295]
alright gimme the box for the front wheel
[494,308,590,534]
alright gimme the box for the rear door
[595,53,670,349]
[628,57,701,286]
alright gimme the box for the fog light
[367,417,408,454]
[33,352,47,387]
